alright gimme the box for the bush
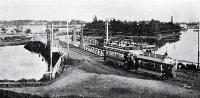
[17,78,36,82]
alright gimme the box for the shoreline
[0,40,30,47]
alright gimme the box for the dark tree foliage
[25,29,31,34]
[84,16,181,36]
[1,27,6,34]
[84,16,105,36]
[14,25,23,33]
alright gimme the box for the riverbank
[0,39,30,46]
[0,35,31,46]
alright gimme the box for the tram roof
[88,45,105,50]
[137,55,174,65]
[105,46,129,54]
[137,56,165,64]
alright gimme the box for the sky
[0,0,200,22]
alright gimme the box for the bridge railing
[52,55,63,78]
[52,42,69,78]
[83,45,104,56]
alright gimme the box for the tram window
[114,52,117,56]
[149,62,154,69]
[116,52,119,57]
[155,63,161,72]
[106,51,109,55]
[111,51,113,56]
[117,52,119,57]
[109,51,112,56]
[119,53,122,58]
[114,52,117,57]
[107,51,110,56]
[112,51,115,56]
[120,53,123,57]
[121,53,124,57]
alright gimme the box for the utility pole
[106,19,109,45]
[198,22,199,68]
[42,22,45,34]
[154,43,156,58]
[50,22,54,78]
[80,24,84,49]
[67,20,69,57]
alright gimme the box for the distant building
[70,19,86,25]
[179,23,187,29]
[186,23,198,29]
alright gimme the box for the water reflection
[0,45,48,80]
[155,38,180,48]
[156,29,198,62]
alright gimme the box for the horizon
[0,18,198,23]
[0,0,200,22]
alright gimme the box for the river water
[156,29,198,63]
[0,45,48,80]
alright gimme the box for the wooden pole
[80,24,84,49]
[198,23,199,68]
[67,20,69,57]
[154,43,156,58]
[50,22,54,78]
[42,22,45,34]
[106,19,109,45]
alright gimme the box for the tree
[84,16,105,36]
[25,29,31,34]
[84,16,181,36]
[93,15,98,22]
[14,25,23,33]
[1,27,7,34]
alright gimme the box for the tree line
[84,16,181,36]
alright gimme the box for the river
[0,45,48,80]
[156,29,198,63]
